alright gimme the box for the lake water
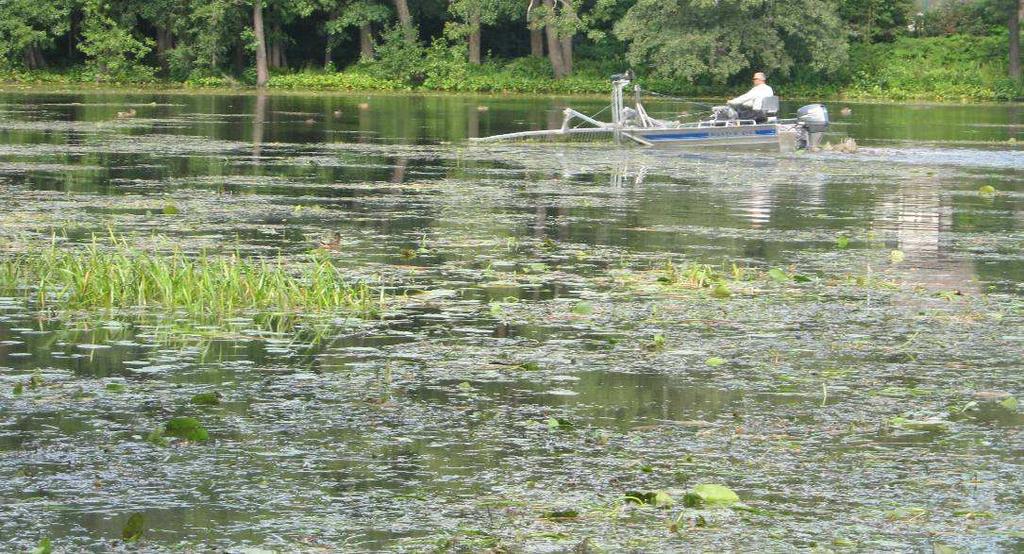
[1,90,1023,552]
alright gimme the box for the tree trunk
[156,26,173,56]
[468,11,481,65]
[530,28,544,57]
[1011,0,1021,80]
[253,0,269,88]
[392,0,415,41]
[560,36,572,75]
[543,0,567,78]
[23,45,46,69]
[234,43,246,74]
[360,24,375,60]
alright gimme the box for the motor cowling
[797,104,829,133]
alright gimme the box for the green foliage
[840,0,915,42]
[843,34,1020,101]
[269,70,405,91]
[366,25,428,85]
[0,1,71,69]
[78,0,155,82]
[616,0,849,83]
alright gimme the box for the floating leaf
[836,235,849,249]
[31,538,52,554]
[572,302,594,315]
[517,362,541,371]
[889,250,905,263]
[999,396,1019,411]
[792,274,813,283]
[541,509,579,520]
[145,428,168,447]
[710,283,731,298]
[164,417,209,442]
[162,203,180,215]
[546,417,572,430]
[767,268,789,283]
[457,381,473,392]
[683,484,740,507]
[888,416,949,432]
[624,490,673,508]
[705,357,726,367]
[190,392,222,405]
[105,383,126,393]
[978,185,996,195]
[122,513,145,541]
[13,382,23,395]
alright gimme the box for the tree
[530,0,580,78]
[391,0,415,41]
[1010,0,1021,80]
[0,0,72,69]
[78,0,154,81]
[321,0,392,64]
[449,0,521,64]
[839,0,914,42]
[615,0,848,83]
[253,0,269,86]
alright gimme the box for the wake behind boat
[472,70,830,151]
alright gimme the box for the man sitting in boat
[727,72,774,120]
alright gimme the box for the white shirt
[729,83,774,110]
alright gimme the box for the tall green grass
[0,239,378,317]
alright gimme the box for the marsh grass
[0,237,378,317]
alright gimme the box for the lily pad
[624,490,674,508]
[191,391,222,405]
[122,512,145,541]
[572,302,594,315]
[164,416,209,441]
[711,283,732,298]
[683,484,740,508]
[705,357,727,367]
[767,268,789,283]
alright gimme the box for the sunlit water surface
[1,91,1023,552]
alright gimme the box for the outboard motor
[797,104,829,149]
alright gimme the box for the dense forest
[1,0,1022,100]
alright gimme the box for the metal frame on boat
[472,71,829,151]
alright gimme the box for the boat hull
[634,124,798,151]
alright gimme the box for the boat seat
[750,96,780,123]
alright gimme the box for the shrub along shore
[2,35,1021,103]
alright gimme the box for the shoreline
[2,81,1022,106]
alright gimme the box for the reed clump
[0,239,378,316]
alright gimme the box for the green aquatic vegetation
[0,239,378,317]
[978,185,996,195]
[836,235,850,249]
[161,203,180,215]
[163,417,209,442]
[571,302,594,315]
[645,333,666,351]
[767,268,790,283]
[683,484,740,508]
[710,283,732,298]
[624,490,674,508]
[705,357,727,367]
[889,250,905,264]
[122,513,145,542]
[12,382,23,395]
[31,538,52,554]
[105,383,126,393]
[658,261,720,289]
[190,392,221,406]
